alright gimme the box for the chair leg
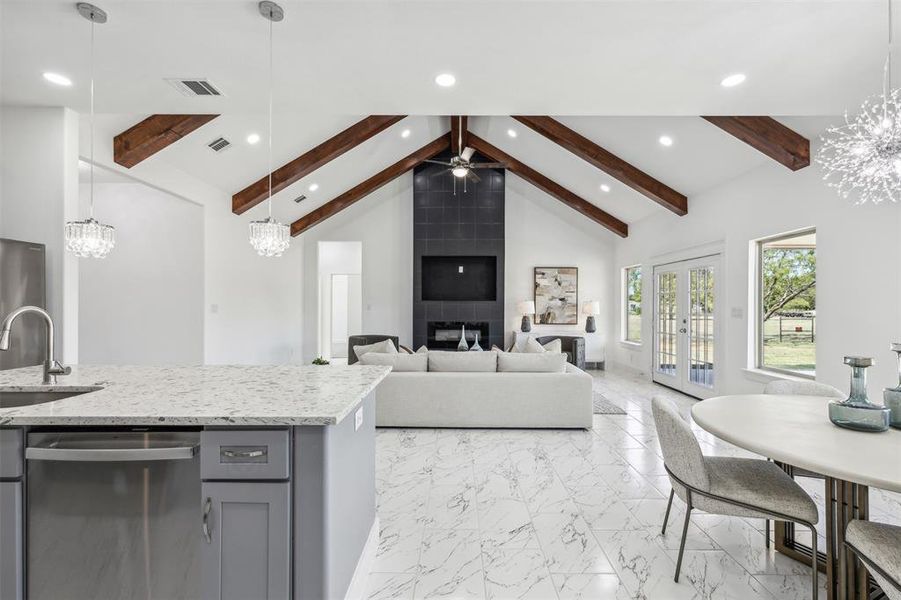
[764,519,770,549]
[808,524,818,600]
[674,491,692,583]
[661,488,674,536]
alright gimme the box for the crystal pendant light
[817,0,901,205]
[249,1,290,257]
[65,3,116,259]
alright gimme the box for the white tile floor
[365,368,900,600]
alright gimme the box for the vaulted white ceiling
[1,0,891,115]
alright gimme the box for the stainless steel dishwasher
[25,430,201,600]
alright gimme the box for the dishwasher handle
[26,432,199,462]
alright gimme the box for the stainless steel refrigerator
[0,238,46,370]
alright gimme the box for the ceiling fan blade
[467,170,481,183]
[424,159,450,166]
[471,162,506,169]
[460,147,476,162]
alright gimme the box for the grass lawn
[763,317,815,374]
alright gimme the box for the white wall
[0,106,80,363]
[610,155,901,396]
[77,181,204,364]
[300,177,413,362]
[76,123,305,366]
[505,176,618,360]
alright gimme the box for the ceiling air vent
[207,137,231,153]
[166,78,224,97]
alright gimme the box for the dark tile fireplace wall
[413,155,505,350]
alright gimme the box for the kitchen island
[0,364,391,600]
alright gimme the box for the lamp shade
[517,300,536,315]
[582,300,601,315]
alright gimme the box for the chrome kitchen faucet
[0,306,71,384]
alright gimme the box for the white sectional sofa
[359,350,593,429]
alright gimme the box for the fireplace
[427,321,489,350]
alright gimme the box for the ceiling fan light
[452,166,469,178]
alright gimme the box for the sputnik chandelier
[817,0,901,205]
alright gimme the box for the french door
[652,255,721,399]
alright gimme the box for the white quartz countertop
[0,364,391,426]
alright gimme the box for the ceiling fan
[423,117,505,192]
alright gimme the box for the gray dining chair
[845,520,901,600]
[652,396,820,599]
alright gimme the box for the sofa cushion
[498,352,567,373]
[428,351,498,372]
[360,352,427,372]
[416,345,429,354]
[353,339,398,360]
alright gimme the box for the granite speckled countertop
[0,364,390,426]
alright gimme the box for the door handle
[202,497,212,544]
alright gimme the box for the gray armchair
[348,335,411,365]
[535,336,585,370]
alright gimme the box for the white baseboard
[344,516,380,600]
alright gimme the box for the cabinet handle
[222,448,266,459]
[202,497,212,544]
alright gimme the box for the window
[757,229,816,377]
[623,265,642,343]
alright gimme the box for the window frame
[622,265,642,345]
[754,227,816,379]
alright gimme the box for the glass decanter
[828,356,891,432]
[883,343,901,429]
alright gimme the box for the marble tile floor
[365,367,900,600]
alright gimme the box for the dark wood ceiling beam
[701,116,810,171]
[232,115,406,215]
[450,116,468,155]
[512,115,688,216]
[113,114,219,168]
[467,134,628,238]
[290,134,451,237]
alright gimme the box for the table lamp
[517,301,535,332]
[582,300,600,333]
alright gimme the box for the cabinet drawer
[0,429,23,479]
[201,429,289,481]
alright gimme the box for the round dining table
[692,394,901,600]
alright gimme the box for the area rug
[593,393,627,415]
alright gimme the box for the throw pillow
[497,352,567,373]
[416,346,429,354]
[541,338,562,353]
[360,353,427,372]
[352,339,398,360]
[523,337,547,353]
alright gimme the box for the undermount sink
[0,388,102,409]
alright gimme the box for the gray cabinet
[201,481,290,600]
[0,481,23,600]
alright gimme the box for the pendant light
[817,0,901,204]
[65,3,116,259]
[249,1,290,257]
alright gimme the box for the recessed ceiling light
[600,184,611,193]
[435,73,456,87]
[658,135,674,147]
[308,183,319,192]
[507,129,518,138]
[401,128,411,138]
[246,133,261,145]
[43,72,72,86]
[720,73,746,88]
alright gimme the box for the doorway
[317,241,362,362]
[652,254,722,399]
